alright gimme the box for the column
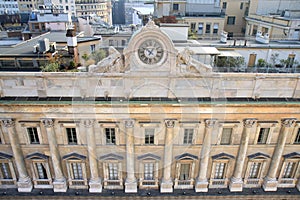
[41,119,67,192]
[124,119,137,193]
[2,119,32,192]
[297,177,300,191]
[229,118,257,192]
[263,118,296,191]
[160,119,176,193]
[81,119,102,193]
[195,119,217,192]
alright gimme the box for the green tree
[41,62,60,72]
[91,49,107,63]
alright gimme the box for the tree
[90,49,107,63]
[41,62,60,72]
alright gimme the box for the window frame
[66,127,78,145]
[144,128,155,145]
[20,122,43,145]
[61,123,80,145]
[105,127,116,145]
[217,123,238,145]
[30,159,52,187]
[278,157,300,187]
[139,122,160,145]
[243,156,269,187]
[227,16,236,25]
[102,160,123,189]
[0,154,17,187]
[66,159,88,188]
[137,153,160,189]
[183,128,194,144]
[290,123,300,144]
[254,122,276,145]
[174,154,197,189]
[100,123,119,145]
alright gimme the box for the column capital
[1,118,15,128]
[124,119,135,128]
[41,118,54,128]
[165,119,176,128]
[243,118,257,128]
[281,118,296,127]
[81,119,95,128]
[204,119,217,128]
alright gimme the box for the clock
[138,39,164,65]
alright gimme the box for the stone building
[0,21,299,194]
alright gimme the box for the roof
[175,46,220,55]
[218,50,242,57]
[132,7,154,15]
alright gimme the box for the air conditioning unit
[38,38,50,53]
[33,44,39,53]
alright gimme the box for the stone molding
[204,119,217,128]
[124,119,135,128]
[243,118,257,128]
[2,118,15,128]
[41,118,54,128]
[281,118,296,127]
[80,119,95,128]
[165,120,175,128]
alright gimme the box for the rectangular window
[179,163,190,180]
[66,127,77,144]
[252,25,258,36]
[227,16,236,25]
[183,129,193,144]
[108,163,118,180]
[214,162,226,179]
[222,2,227,9]
[145,128,154,144]
[191,23,196,32]
[282,162,297,178]
[287,54,295,68]
[248,162,261,178]
[220,128,232,145]
[294,129,300,144]
[240,2,243,9]
[0,162,12,179]
[71,163,83,180]
[35,163,48,179]
[257,128,270,144]
[173,3,179,11]
[213,23,219,34]
[27,127,40,144]
[198,23,203,35]
[144,163,154,180]
[205,24,211,34]
[105,128,116,144]
[90,44,95,53]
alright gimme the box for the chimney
[66,27,79,63]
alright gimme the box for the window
[179,163,190,180]
[227,16,236,25]
[287,54,295,68]
[173,3,179,11]
[282,162,297,178]
[71,162,83,180]
[214,162,226,179]
[205,23,211,34]
[213,23,219,34]
[294,129,300,144]
[198,23,203,35]
[183,128,193,144]
[240,2,243,9]
[108,163,118,180]
[144,163,154,180]
[0,162,12,179]
[248,53,257,67]
[90,44,95,53]
[190,23,196,32]
[35,162,48,179]
[145,128,154,144]
[252,25,258,36]
[66,127,77,144]
[248,162,261,178]
[257,128,269,144]
[105,128,116,144]
[220,128,232,145]
[222,2,227,9]
[27,127,40,144]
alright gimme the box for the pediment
[26,152,49,160]
[137,153,161,161]
[99,153,124,160]
[212,152,235,160]
[248,152,270,160]
[0,152,13,159]
[283,152,300,159]
[175,153,198,160]
[62,152,86,160]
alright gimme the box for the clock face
[138,39,164,65]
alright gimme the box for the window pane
[145,128,155,144]
[257,128,270,144]
[67,128,77,144]
[221,128,232,145]
[108,163,118,180]
[0,163,12,179]
[179,163,190,180]
[249,162,261,178]
[294,129,300,144]
[72,163,83,180]
[283,162,296,178]
[214,162,226,179]
[144,163,154,180]
[183,129,193,144]
[105,128,116,144]
[27,127,40,144]
[36,163,47,179]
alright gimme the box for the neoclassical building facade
[0,21,300,194]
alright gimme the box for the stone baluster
[229,118,257,192]
[195,119,217,192]
[160,119,176,193]
[41,118,67,192]
[124,119,137,193]
[263,118,296,191]
[2,119,32,192]
[81,119,102,193]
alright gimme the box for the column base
[160,179,173,193]
[263,177,278,191]
[229,177,243,192]
[53,178,68,192]
[297,181,300,191]
[89,179,102,193]
[195,179,208,192]
[17,177,33,192]
[125,179,137,193]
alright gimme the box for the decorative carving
[42,119,54,128]
[124,120,134,128]
[204,119,217,128]
[2,119,15,128]
[165,120,175,128]
[89,46,125,73]
[177,47,212,74]
[81,119,95,128]
[243,119,257,128]
[281,118,296,127]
